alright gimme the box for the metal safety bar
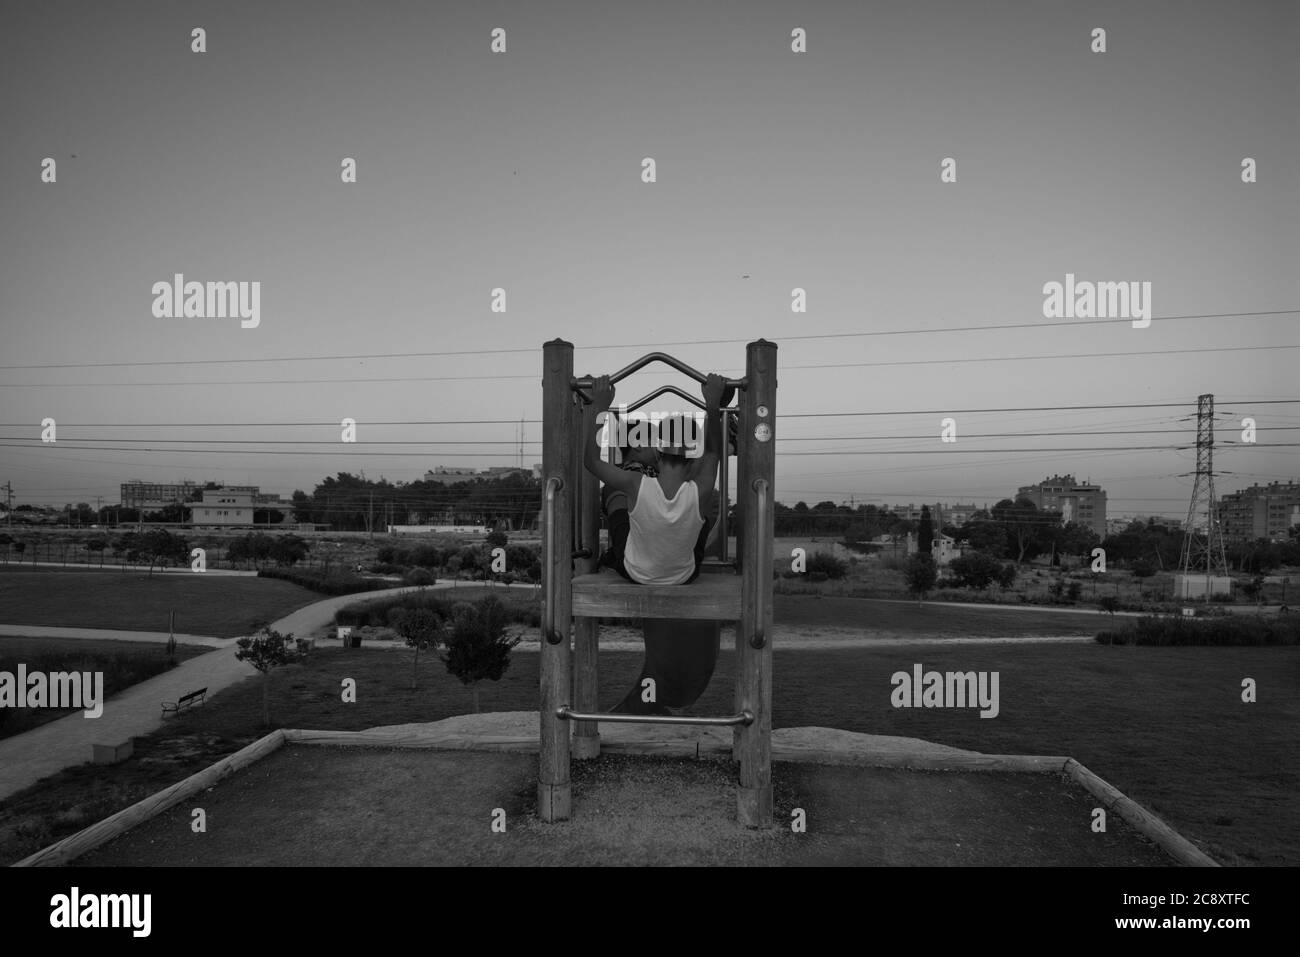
[750,477,769,649]
[556,706,754,727]
[543,476,564,645]
[572,352,746,390]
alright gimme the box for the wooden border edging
[1065,758,1219,867]
[12,730,286,867]
[12,722,1218,868]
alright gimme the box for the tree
[396,608,443,689]
[1097,595,1121,617]
[917,506,934,556]
[235,627,302,726]
[948,552,1003,590]
[905,553,937,603]
[270,534,309,566]
[138,528,188,576]
[439,596,521,712]
[486,528,508,549]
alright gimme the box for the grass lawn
[0,636,211,740]
[0,567,320,637]
[1,641,1294,866]
[775,595,1100,636]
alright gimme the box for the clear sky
[2,0,1296,516]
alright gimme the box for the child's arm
[583,375,641,495]
[688,373,725,492]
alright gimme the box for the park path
[0,585,436,802]
[0,624,229,648]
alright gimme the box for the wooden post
[539,339,575,821]
[736,339,776,827]
[572,390,601,759]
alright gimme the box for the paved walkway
[0,585,433,802]
[0,624,229,648]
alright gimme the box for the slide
[612,618,722,715]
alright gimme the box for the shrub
[805,551,848,580]
[376,545,397,564]
[1067,581,1082,601]
[410,544,442,569]
[997,563,1017,590]
[404,567,435,586]
[234,627,302,726]
[949,552,1003,590]
[256,567,392,596]
[905,553,938,601]
[1096,614,1300,646]
[808,571,829,583]
[486,528,509,548]
[440,595,521,712]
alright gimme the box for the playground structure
[538,338,777,827]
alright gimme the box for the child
[585,374,726,585]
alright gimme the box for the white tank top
[623,474,706,585]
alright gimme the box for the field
[0,566,319,637]
[1,639,1294,866]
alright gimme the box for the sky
[1,0,1297,518]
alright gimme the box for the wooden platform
[571,571,743,620]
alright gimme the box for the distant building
[905,531,963,567]
[1016,474,1107,539]
[1220,480,1300,543]
[188,487,256,526]
[423,465,540,485]
[120,480,199,510]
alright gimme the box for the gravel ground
[75,746,1171,866]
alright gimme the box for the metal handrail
[751,477,769,649]
[543,476,564,645]
[626,383,707,412]
[572,352,746,389]
[556,706,754,727]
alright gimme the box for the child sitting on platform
[584,374,725,585]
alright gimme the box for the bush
[808,571,829,583]
[404,567,435,586]
[1096,614,1300,646]
[905,553,937,600]
[377,545,397,564]
[1130,558,1157,578]
[805,551,848,580]
[256,567,392,596]
[1067,581,1082,601]
[486,528,509,548]
[440,595,521,712]
[949,552,1003,590]
[410,544,442,569]
[997,563,1017,590]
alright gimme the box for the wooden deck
[571,571,743,620]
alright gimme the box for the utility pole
[1179,394,1230,602]
[3,481,12,529]
[368,489,375,540]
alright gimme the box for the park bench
[161,687,207,718]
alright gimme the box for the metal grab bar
[543,476,564,645]
[556,706,754,727]
[751,477,769,649]
[572,352,746,390]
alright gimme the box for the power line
[4,342,1297,387]
[4,442,1295,457]
[2,398,1296,430]
[2,308,1293,372]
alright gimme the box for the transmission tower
[1179,393,1230,597]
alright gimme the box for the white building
[189,487,256,525]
